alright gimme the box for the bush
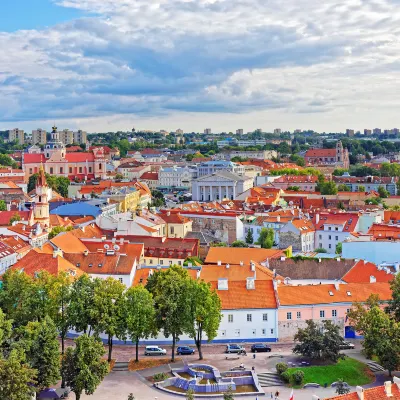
[292,370,305,385]
[281,371,291,383]
[276,362,288,375]
[153,372,168,382]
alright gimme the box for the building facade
[197,161,245,177]
[8,128,25,144]
[32,129,47,145]
[158,166,197,190]
[304,141,350,169]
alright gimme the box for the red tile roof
[326,383,400,400]
[65,152,95,162]
[158,209,191,224]
[140,172,159,180]
[23,154,46,163]
[205,247,285,265]
[368,223,400,240]
[0,235,31,254]
[342,260,396,283]
[0,211,31,226]
[305,148,336,157]
[314,212,359,232]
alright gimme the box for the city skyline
[2,0,400,131]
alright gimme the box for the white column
[209,185,213,201]
[219,186,222,200]
[232,183,236,199]
[226,186,229,199]
[197,184,200,201]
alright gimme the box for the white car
[144,346,167,356]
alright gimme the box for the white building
[158,166,197,190]
[228,150,278,160]
[192,171,254,201]
[197,161,245,177]
[0,241,18,275]
[278,219,315,252]
[342,240,400,264]
[204,128,212,135]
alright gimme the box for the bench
[225,356,240,360]
[230,366,245,371]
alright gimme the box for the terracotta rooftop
[51,232,90,253]
[0,235,31,254]
[205,247,284,265]
[326,382,400,400]
[0,211,31,226]
[342,260,396,283]
[314,212,359,232]
[305,148,336,157]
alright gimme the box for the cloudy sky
[1,0,400,133]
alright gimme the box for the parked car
[144,346,167,356]
[226,344,245,353]
[339,341,355,350]
[251,343,272,353]
[177,346,195,355]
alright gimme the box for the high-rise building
[32,129,47,145]
[8,128,25,145]
[364,129,372,136]
[236,129,244,135]
[274,128,282,134]
[59,129,74,145]
[346,129,355,137]
[176,129,184,135]
[204,128,212,135]
[73,130,87,144]
[373,128,382,135]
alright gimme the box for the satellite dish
[104,244,110,249]
[114,245,120,251]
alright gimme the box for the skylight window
[347,291,351,296]
[329,291,334,296]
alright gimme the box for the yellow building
[158,210,193,238]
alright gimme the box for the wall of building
[342,241,400,264]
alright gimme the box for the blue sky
[1,0,400,133]
[1,0,85,32]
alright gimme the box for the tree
[336,379,350,395]
[124,286,156,362]
[68,274,96,335]
[378,186,390,198]
[0,154,18,168]
[293,320,343,362]
[9,212,21,225]
[386,274,400,322]
[231,240,248,248]
[62,335,109,400]
[320,181,338,195]
[245,229,253,244]
[146,265,191,362]
[30,316,60,394]
[315,247,327,253]
[186,280,222,360]
[0,200,6,211]
[0,309,13,354]
[257,228,274,249]
[286,186,300,191]
[186,389,195,400]
[91,278,126,362]
[223,386,235,400]
[115,173,124,180]
[335,242,342,254]
[337,184,351,192]
[0,350,37,400]
[48,226,73,240]
[358,185,366,192]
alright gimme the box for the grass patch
[287,357,374,387]
[128,358,181,371]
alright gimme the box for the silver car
[144,346,167,356]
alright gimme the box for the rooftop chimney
[316,213,320,224]
[334,282,340,291]
[370,275,376,283]
[83,250,89,256]
[356,386,364,400]
[246,277,255,290]
[217,260,222,266]
[226,263,230,269]
[196,270,201,279]
[384,381,393,397]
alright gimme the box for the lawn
[287,357,374,387]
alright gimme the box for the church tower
[336,140,343,162]
[34,165,50,227]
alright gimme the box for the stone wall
[279,231,301,251]
[190,217,237,244]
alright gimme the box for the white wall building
[342,240,400,264]
[228,150,278,160]
[159,166,197,190]
[197,161,245,177]
[192,171,254,202]
[0,242,17,275]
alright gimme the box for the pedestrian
[270,392,273,399]
[275,390,280,400]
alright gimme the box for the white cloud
[2,0,400,131]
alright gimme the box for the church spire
[37,164,47,188]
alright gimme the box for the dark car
[177,346,195,355]
[251,343,272,353]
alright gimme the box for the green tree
[186,389,195,400]
[245,229,253,244]
[0,350,37,400]
[386,274,400,322]
[0,154,18,168]
[335,242,342,254]
[69,274,96,335]
[115,173,124,180]
[315,248,327,253]
[48,226,73,240]
[231,240,248,248]
[378,186,390,198]
[124,286,156,362]
[62,335,109,400]
[186,280,222,360]
[257,228,274,249]
[0,309,13,354]
[358,185,366,192]
[335,379,350,395]
[321,320,344,363]
[146,265,191,362]
[9,212,21,225]
[92,278,126,362]
[30,316,61,394]
[320,181,338,195]
[286,186,301,191]
[0,200,6,211]
[223,385,235,400]
[337,184,351,192]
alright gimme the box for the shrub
[276,362,288,375]
[292,370,305,385]
[281,371,291,383]
[153,372,168,382]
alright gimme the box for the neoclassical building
[23,126,107,181]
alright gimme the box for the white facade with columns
[191,171,254,202]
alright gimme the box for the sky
[1,0,400,133]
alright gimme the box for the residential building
[158,166,197,191]
[58,129,74,145]
[197,161,245,177]
[346,129,355,136]
[364,129,372,136]
[176,129,183,135]
[191,171,254,202]
[278,219,315,252]
[32,129,47,145]
[236,129,244,135]
[274,128,282,134]
[204,128,212,135]
[117,162,150,180]
[0,235,31,259]
[8,128,25,145]
[158,209,193,238]
[314,212,360,253]
[332,175,398,195]
[140,171,159,190]
[0,241,18,275]
[228,150,278,160]
[270,175,319,191]
[304,141,349,169]
[73,130,87,144]
[373,128,382,135]
[277,281,392,340]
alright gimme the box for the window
[50,167,54,174]
[228,314,233,323]
[160,260,163,265]
[347,308,351,313]
[329,244,332,249]
[99,163,102,170]
[79,167,82,173]
[263,313,268,321]
[329,227,332,230]
[69,167,73,173]
[89,167,92,173]
[335,227,339,231]
[329,235,331,240]
[220,330,226,337]
[247,314,252,322]
[335,236,338,240]
[287,312,292,320]
[149,259,153,264]
[332,310,337,317]
[170,227,174,234]
[297,311,301,319]
[262,329,266,336]
[271,329,274,335]
[234,329,240,337]
[29,168,33,174]
[119,278,123,283]
[169,260,172,265]
[320,310,325,318]
[60,167,63,174]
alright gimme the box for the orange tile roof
[205,247,284,265]
[305,148,336,157]
[81,240,144,261]
[70,224,103,238]
[0,235,31,254]
[35,243,55,254]
[368,223,400,240]
[314,212,359,232]
[326,383,400,400]
[51,232,90,253]
[49,214,74,228]
[291,219,315,233]
[342,260,396,283]
[278,282,392,306]
[158,210,192,224]
[384,211,400,223]
[210,280,277,309]
[10,249,83,277]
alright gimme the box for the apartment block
[73,130,87,144]
[8,128,25,145]
[59,129,74,145]
[32,129,47,145]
